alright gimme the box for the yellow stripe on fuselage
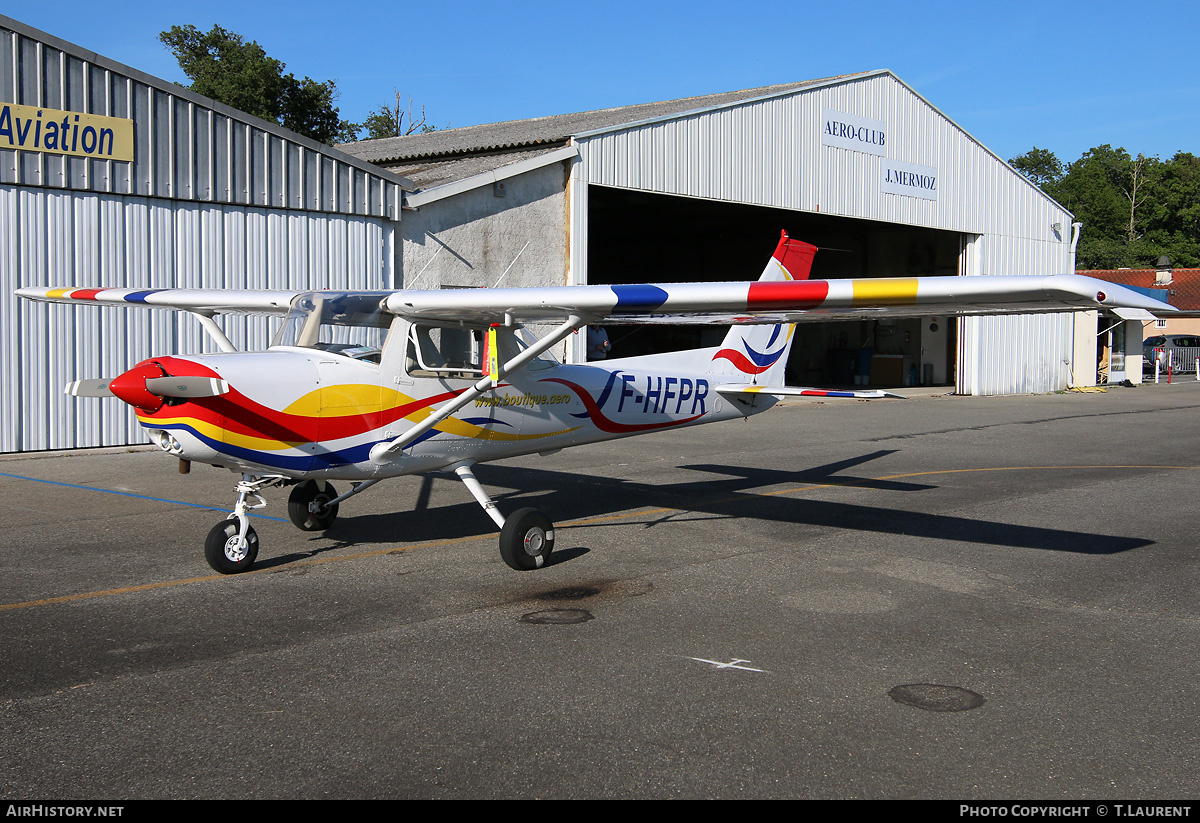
[142,384,581,451]
[282,384,394,417]
[852,278,919,305]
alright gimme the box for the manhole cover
[520,608,594,625]
[888,683,985,712]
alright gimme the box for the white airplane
[16,232,1167,574]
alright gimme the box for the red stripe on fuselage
[543,377,703,434]
[140,356,463,443]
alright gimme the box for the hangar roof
[338,73,873,188]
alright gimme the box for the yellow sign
[0,103,134,162]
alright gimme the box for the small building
[1083,266,1200,382]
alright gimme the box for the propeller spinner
[66,362,228,412]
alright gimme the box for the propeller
[65,379,118,398]
[65,369,229,411]
[145,376,230,398]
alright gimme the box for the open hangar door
[587,185,962,388]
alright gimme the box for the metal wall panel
[955,232,1079,394]
[578,73,1072,250]
[0,17,403,220]
[1,188,392,452]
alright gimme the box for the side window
[406,325,483,377]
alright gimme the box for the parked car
[1143,335,1200,372]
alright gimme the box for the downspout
[1069,221,1083,262]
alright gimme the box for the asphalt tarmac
[2,381,1199,799]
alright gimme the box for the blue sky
[6,0,1197,165]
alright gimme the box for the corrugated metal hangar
[1,15,411,453]
[2,13,1096,454]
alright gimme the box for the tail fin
[707,231,817,383]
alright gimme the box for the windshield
[272,292,392,363]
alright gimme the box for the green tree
[360,90,437,140]
[159,24,353,146]
[1141,152,1200,267]
[1009,147,1064,188]
[1012,145,1199,268]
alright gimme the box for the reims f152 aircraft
[17,232,1167,574]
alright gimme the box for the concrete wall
[400,162,569,292]
[399,161,572,359]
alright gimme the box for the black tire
[204,518,259,574]
[499,507,555,571]
[288,480,339,531]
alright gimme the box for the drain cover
[521,608,594,625]
[888,683,985,712]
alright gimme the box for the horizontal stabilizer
[715,383,907,400]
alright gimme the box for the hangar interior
[587,186,961,386]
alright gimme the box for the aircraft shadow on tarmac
[259,449,1152,569]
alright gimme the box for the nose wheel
[205,519,260,574]
[203,473,279,574]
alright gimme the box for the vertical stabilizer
[707,231,816,383]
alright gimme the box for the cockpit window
[407,324,483,377]
[272,292,392,363]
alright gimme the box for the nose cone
[109,361,168,413]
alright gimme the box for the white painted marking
[690,657,768,673]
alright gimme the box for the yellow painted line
[0,536,477,612]
[852,278,919,305]
[2,464,1194,613]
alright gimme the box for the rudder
[707,231,816,383]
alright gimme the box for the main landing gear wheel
[499,507,555,571]
[288,480,340,531]
[205,518,260,574]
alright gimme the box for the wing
[14,287,298,315]
[17,274,1170,326]
[384,274,1172,325]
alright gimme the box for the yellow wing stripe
[852,278,919,305]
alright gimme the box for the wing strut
[189,311,237,353]
[368,314,586,464]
